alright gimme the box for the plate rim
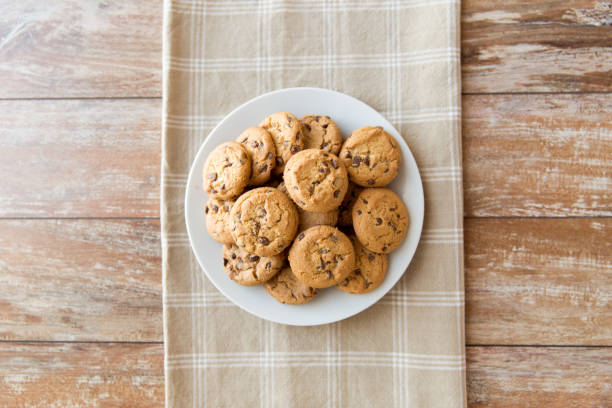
[184,86,424,326]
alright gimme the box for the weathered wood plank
[0,342,164,407]
[1,343,608,407]
[2,0,611,98]
[0,0,161,98]
[0,99,160,218]
[1,218,609,345]
[0,219,162,342]
[466,218,612,346]
[462,0,612,93]
[2,94,610,218]
[467,346,612,407]
[463,93,612,217]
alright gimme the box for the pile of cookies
[203,112,409,305]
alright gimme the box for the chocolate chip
[251,141,259,148]
[290,145,301,154]
[331,159,339,169]
[308,186,314,194]
[376,217,382,225]
[259,164,268,173]
[362,198,368,204]
[304,123,311,131]
[322,161,330,167]
[388,221,397,231]
[366,179,376,185]
[364,156,370,166]
[319,167,329,174]
[368,253,375,261]
[352,156,362,167]
[333,190,340,198]
[265,262,271,270]
[364,281,372,288]
[315,116,321,121]
[208,173,217,181]
[205,207,209,214]
[287,116,293,124]
[356,210,362,215]
[298,233,305,240]
[241,138,248,143]
[211,205,219,213]
[276,157,284,167]
[221,184,226,191]
[382,245,388,252]
[322,124,328,129]
[344,152,351,159]
[231,253,237,259]
[384,168,389,173]
[266,152,273,160]
[258,236,270,245]
[330,235,338,243]
[354,268,361,275]
[320,248,330,254]
[296,132,302,141]
[323,152,329,157]
[223,258,228,266]
[249,254,260,262]
[210,188,217,194]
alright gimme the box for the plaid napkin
[162,1,464,406]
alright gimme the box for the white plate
[185,87,424,326]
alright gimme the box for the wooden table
[1,1,610,406]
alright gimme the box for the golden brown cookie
[229,187,298,256]
[203,141,251,199]
[337,182,363,227]
[352,188,409,254]
[205,197,235,244]
[298,208,338,230]
[283,149,348,212]
[300,115,343,155]
[222,243,284,286]
[337,236,388,294]
[260,112,304,176]
[237,126,276,186]
[339,126,401,187]
[288,225,355,288]
[264,267,318,305]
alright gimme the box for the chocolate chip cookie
[264,266,318,305]
[300,115,343,155]
[222,243,284,286]
[298,208,338,230]
[283,149,348,212]
[288,225,355,288]
[229,187,298,256]
[337,236,388,294]
[339,126,401,187]
[237,126,276,186]
[260,112,304,176]
[337,182,363,227]
[352,188,409,254]
[203,141,251,199]
[205,197,235,244]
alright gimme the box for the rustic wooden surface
[1,0,611,406]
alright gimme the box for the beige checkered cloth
[162,1,464,406]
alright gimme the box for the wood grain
[0,342,164,407]
[0,219,161,342]
[1,343,609,408]
[2,218,608,345]
[466,218,612,346]
[464,93,612,217]
[0,99,160,218]
[2,94,610,218]
[0,0,161,98]
[2,0,611,98]
[462,0,612,93]
[467,346,612,407]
